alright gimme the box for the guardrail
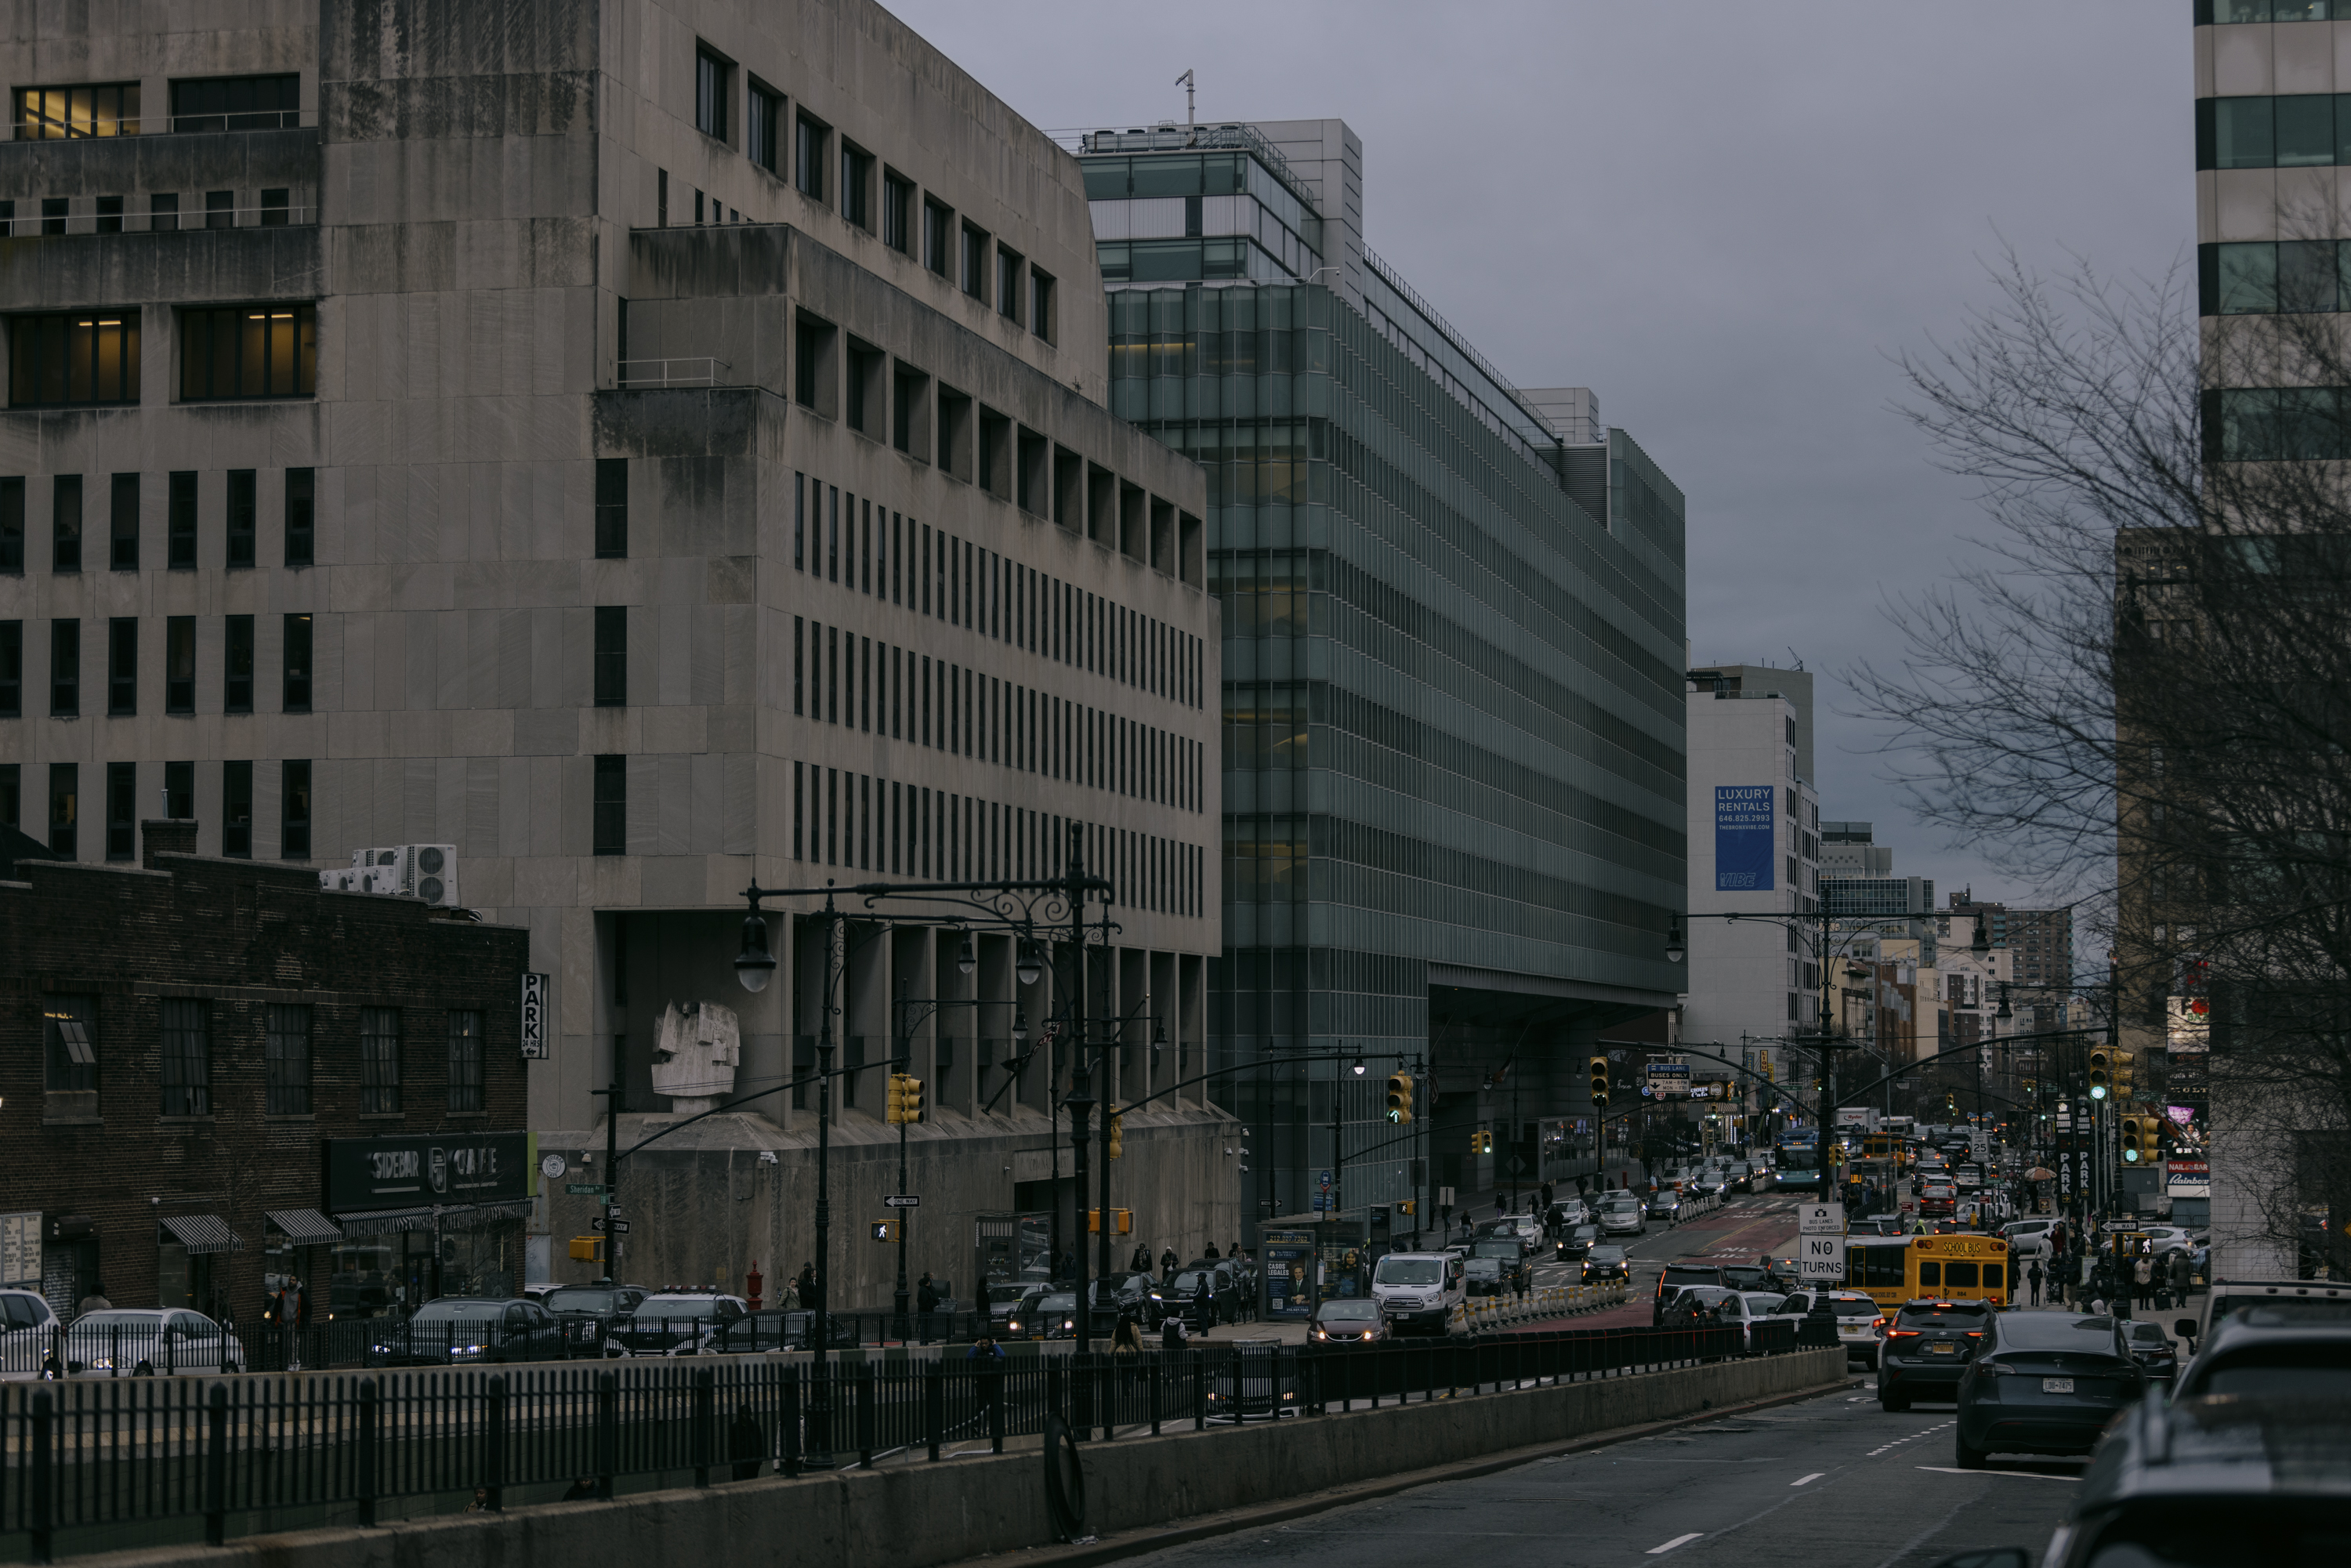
[0,1321,1787,1560]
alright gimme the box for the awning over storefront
[263,1208,343,1247]
[335,1201,532,1236]
[157,1215,243,1255]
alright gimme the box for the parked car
[1309,1298,1390,1345]
[1582,1246,1631,1284]
[1878,1298,1994,1410]
[706,1309,860,1353]
[371,1298,564,1367]
[63,1309,243,1377]
[541,1284,648,1358]
[1779,1288,1891,1368]
[1954,1308,2146,1466]
[610,1292,748,1356]
[0,1289,63,1379]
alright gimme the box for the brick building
[0,820,529,1327]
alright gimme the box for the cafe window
[179,304,316,400]
[44,995,98,1095]
[9,312,140,407]
[13,82,139,139]
[447,1010,484,1112]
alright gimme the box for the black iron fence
[0,1323,1792,1562]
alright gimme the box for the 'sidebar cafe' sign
[321,1132,531,1213]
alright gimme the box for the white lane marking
[1914,1466,2079,1482]
[1646,1534,1704,1555]
[1791,1472,1825,1486]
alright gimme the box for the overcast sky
[889,0,2187,907]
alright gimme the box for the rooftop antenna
[1785,646,1805,671]
[1176,68,1195,129]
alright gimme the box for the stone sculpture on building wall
[651,1000,741,1114]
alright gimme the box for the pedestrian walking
[1129,1243,1152,1274]
[2171,1248,2193,1297]
[1160,1313,1188,1349]
[2027,1259,2045,1307]
[795,1263,817,1310]
[969,1334,1005,1426]
[728,1403,766,1480]
[1160,1245,1179,1283]
[1110,1312,1143,1353]
[915,1273,940,1342]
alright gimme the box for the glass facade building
[1078,121,1688,1237]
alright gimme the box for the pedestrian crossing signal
[871,1219,901,1242]
[1396,1200,1415,1215]
[1386,1072,1415,1124]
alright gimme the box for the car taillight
[1887,1329,1922,1340]
[1965,1331,1983,1339]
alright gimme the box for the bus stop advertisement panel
[1262,1229,1313,1318]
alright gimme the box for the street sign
[1319,1169,1332,1193]
[565,1182,607,1197]
[882,1194,920,1208]
[1797,1202,1846,1237]
[1797,1234,1844,1280]
[589,1216,632,1234]
[521,972,549,1058]
[1312,1197,1334,1211]
[1506,1156,1528,1176]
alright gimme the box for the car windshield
[544,1290,619,1313]
[987,1285,1029,1305]
[2197,1344,2351,1399]
[1038,1295,1076,1313]
[1588,1248,1625,1263]
[1741,1294,1786,1314]
[1375,1258,1444,1286]
[1471,1241,1520,1258]
[1319,1301,1378,1321]
[1171,1272,1214,1291]
[1465,1259,1503,1276]
[1569,1225,1599,1241]
[74,1312,165,1330]
[2125,1322,2170,1344]
[1990,1313,2117,1349]
[1719,1266,1770,1289]
[1896,1302,1993,1330]
[414,1301,506,1322]
[634,1298,723,1320]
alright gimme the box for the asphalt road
[1118,1381,2083,1568]
[1526,1192,1806,1329]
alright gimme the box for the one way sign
[590,1216,632,1234]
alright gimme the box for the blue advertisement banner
[1715,785,1777,892]
[1261,1228,1315,1319]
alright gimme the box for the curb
[963,1368,1863,1568]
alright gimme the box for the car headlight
[1007,1320,1020,1332]
[91,1357,114,1371]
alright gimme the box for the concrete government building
[0,0,1231,1302]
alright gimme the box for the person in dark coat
[1160,1246,1179,1282]
[728,1405,766,1481]
[795,1263,817,1310]
[1203,1242,1220,1259]
[1130,1244,1152,1274]
[915,1273,940,1342]
[2027,1259,2045,1307]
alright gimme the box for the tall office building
[0,0,1233,1298]
[1073,121,1688,1231]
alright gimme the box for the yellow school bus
[1845,1233,2011,1309]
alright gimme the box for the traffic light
[2088,1049,2111,1099]
[1106,1113,1124,1160]
[1469,1130,1494,1155]
[1589,1056,1610,1108]
[2114,1050,2135,1099]
[1086,1208,1134,1234]
[2135,1119,2161,1164]
[1386,1071,1415,1124]
[2120,1116,2143,1161]
[886,1073,925,1124]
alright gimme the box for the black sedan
[2121,1319,2179,1385]
[1878,1299,1992,1410]
[1554,1222,1601,1264]
[1582,1245,1631,1284]
[1954,1311,2146,1465]
[609,1292,748,1355]
[370,1298,567,1367]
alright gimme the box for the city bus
[1772,1129,1820,1190]
[1845,1233,2012,1309]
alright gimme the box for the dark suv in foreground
[1878,1299,1991,1410]
[541,1284,648,1357]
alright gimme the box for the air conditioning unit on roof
[408,845,461,908]
[353,846,411,888]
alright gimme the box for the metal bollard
[924,1361,944,1462]
[856,1363,876,1468]
[783,1367,803,1478]
[205,1382,229,1547]
[1192,1350,1207,1431]
[988,1361,1005,1454]
[486,1374,508,1509]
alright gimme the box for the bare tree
[1849,248,2351,1273]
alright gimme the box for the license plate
[2043,1377,2074,1393]
[1931,1342,1956,1355]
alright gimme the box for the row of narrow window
[792,473,1204,709]
[0,614,313,719]
[41,994,480,1120]
[2,190,305,237]
[0,468,314,572]
[1,759,303,864]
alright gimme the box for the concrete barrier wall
[85,1350,1843,1568]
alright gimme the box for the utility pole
[590,1070,623,1285]
[1064,824,1095,1353]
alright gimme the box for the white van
[1371,1251,1466,1336]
